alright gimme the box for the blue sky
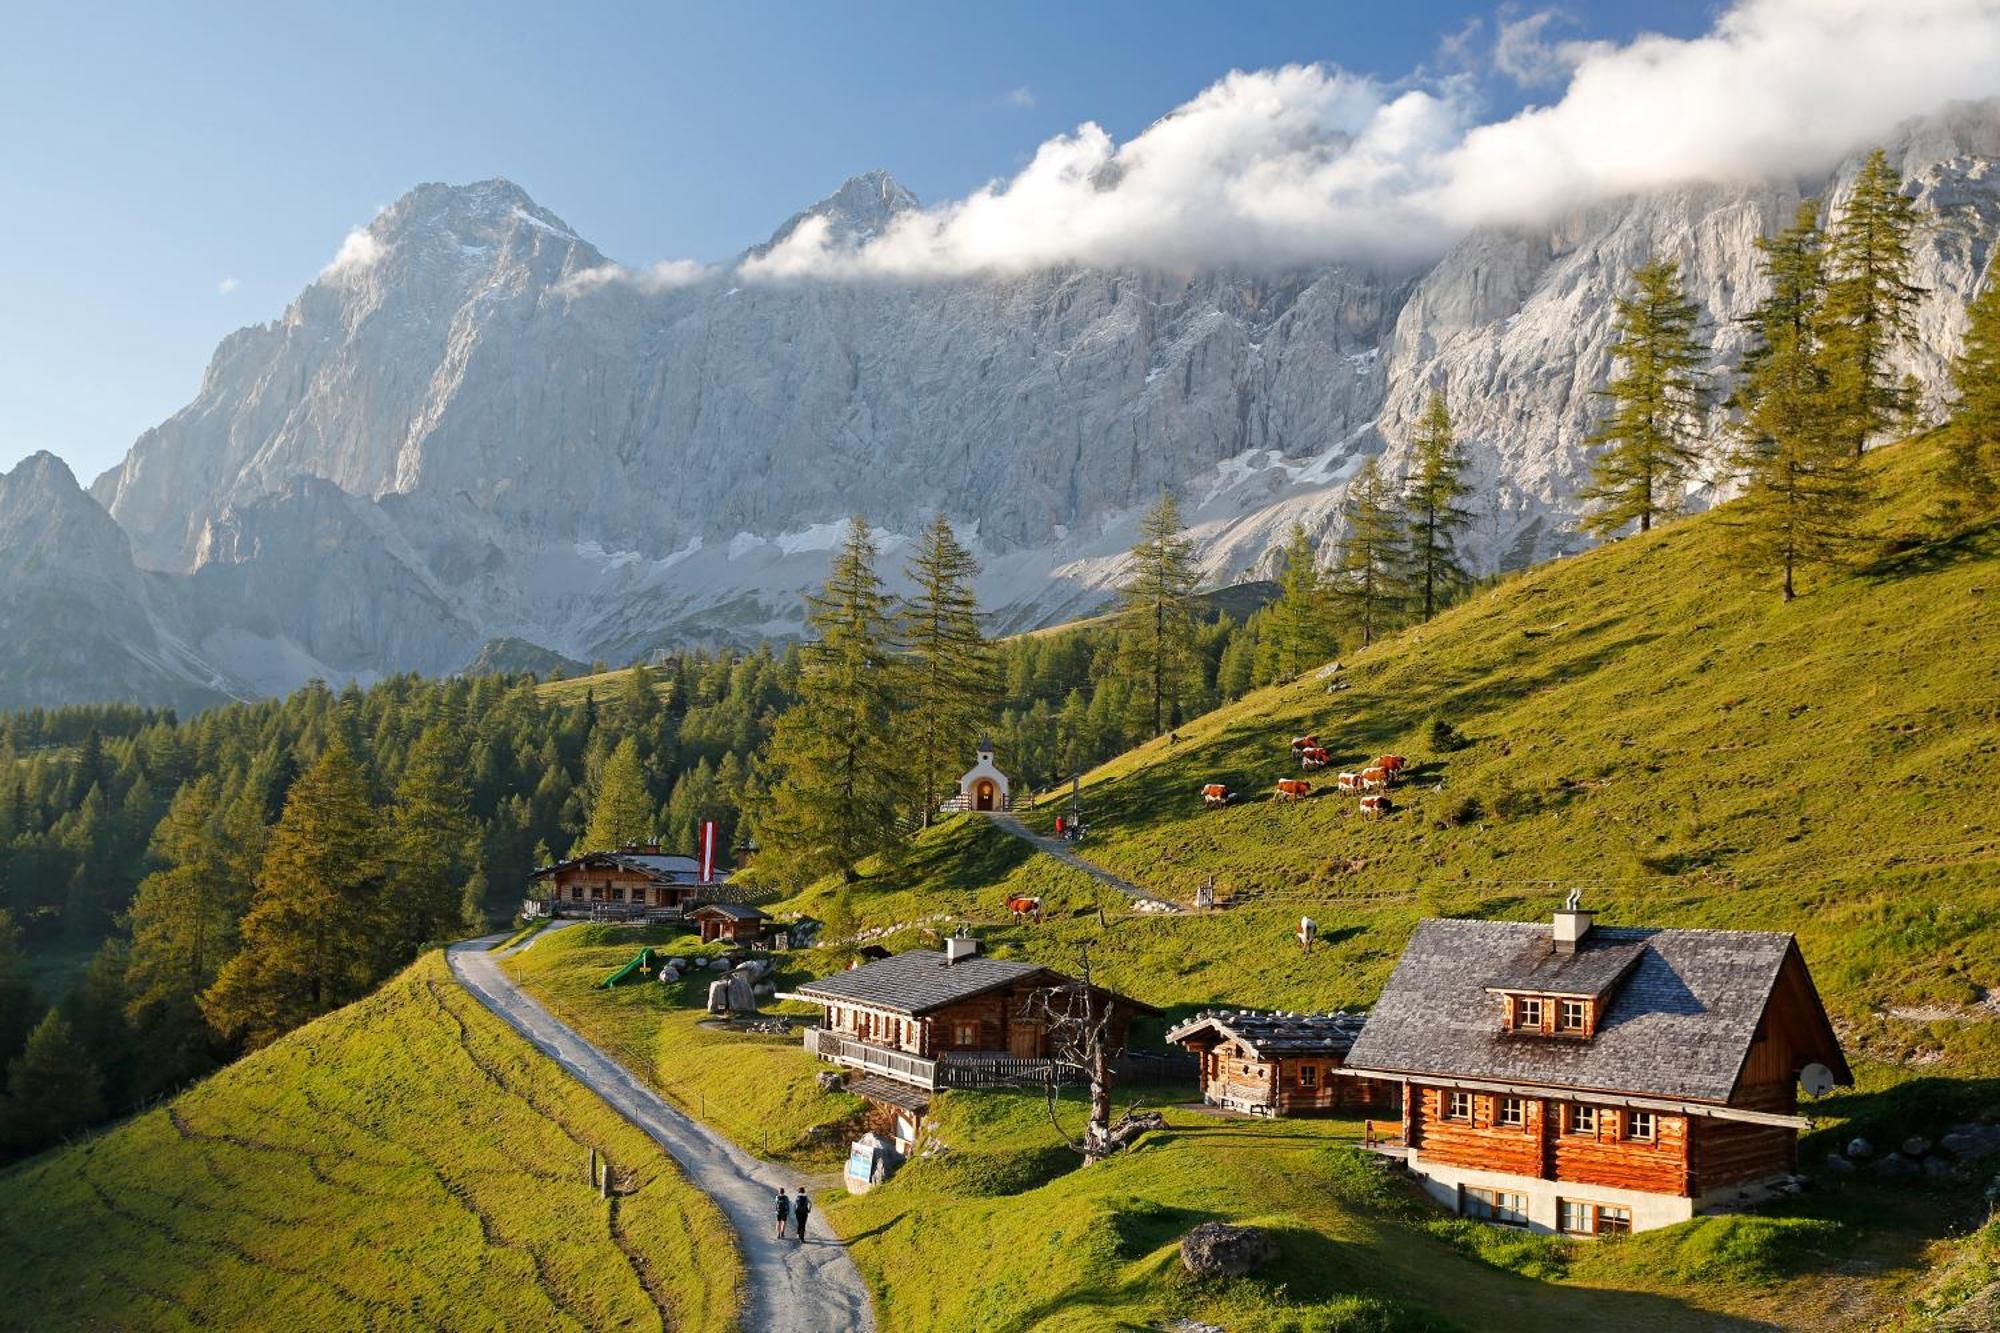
[0,3,1719,479]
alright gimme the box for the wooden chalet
[787,936,1157,1148]
[524,845,730,921]
[1167,1010,1393,1117]
[1340,900,1851,1235]
[690,902,766,945]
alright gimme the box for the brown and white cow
[1372,754,1407,780]
[1274,779,1312,803]
[1359,794,1392,817]
[1200,783,1233,809]
[1359,766,1390,791]
[1289,733,1320,754]
[1299,746,1330,770]
[1005,894,1043,921]
[1336,771,1365,793]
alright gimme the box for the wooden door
[1009,1021,1041,1059]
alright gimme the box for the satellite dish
[1799,1062,1836,1099]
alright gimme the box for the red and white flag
[698,819,718,883]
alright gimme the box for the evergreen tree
[1824,149,1925,456]
[0,909,31,1066]
[1403,391,1476,619]
[1331,457,1407,647]
[1580,258,1710,536]
[899,515,996,824]
[1729,201,1869,600]
[1260,523,1337,680]
[1115,492,1200,736]
[200,742,385,1050]
[1943,274,2000,514]
[759,517,903,881]
[583,736,655,849]
[2,1011,103,1155]
[383,725,475,960]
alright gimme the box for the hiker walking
[792,1186,812,1242]
[773,1188,790,1239]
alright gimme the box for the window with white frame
[1518,996,1545,1029]
[1566,1104,1598,1136]
[1461,1187,1529,1226]
[1499,1097,1526,1128]
[1446,1090,1473,1121]
[1558,1199,1591,1234]
[1595,1206,1632,1235]
[1627,1110,1657,1141]
[1559,999,1589,1032]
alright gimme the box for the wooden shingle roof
[690,902,765,921]
[1344,919,1831,1105]
[1165,1010,1367,1059]
[793,950,1052,1016]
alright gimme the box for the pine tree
[1403,392,1476,619]
[583,736,655,849]
[1729,200,1870,600]
[0,909,31,1066]
[760,517,903,881]
[200,741,385,1050]
[383,725,475,961]
[899,515,995,825]
[1824,149,1925,456]
[1580,258,1709,536]
[1115,492,1200,736]
[1943,274,2000,515]
[1260,523,1337,680]
[1331,457,1407,647]
[2,1011,104,1154]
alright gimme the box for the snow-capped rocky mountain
[18,107,2000,709]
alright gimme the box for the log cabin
[690,902,767,945]
[524,845,729,920]
[1166,1010,1394,1117]
[1339,900,1851,1235]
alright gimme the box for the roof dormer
[1483,894,1644,1041]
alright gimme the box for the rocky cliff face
[23,106,2000,707]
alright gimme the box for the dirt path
[987,811,1180,911]
[447,937,876,1333]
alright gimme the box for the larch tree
[1943,273,2000,515]
[384,724,476,959]
[1260,522,1338,681]
[1729,200,1869,601]
[1116,492,1200,737]
[760,517,903,881]
[2,1011,104,1154]
[1824,148,1925,457]
[0,910,31,1066]
[899,514,996,825]
[1332,457,1407,648]
[583,735,655,849]
[200,741,386,1051]
[1580,258,1710,537]
[1403,391,1476,619]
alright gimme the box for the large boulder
[1873,1152,1920,1180]
[1180,1223,1280,1279]
[1846,1136,1875,1160]
[1942,1124,2000,1159]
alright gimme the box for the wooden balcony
[805,1027,941,1089]
[804,1028,1072,1092]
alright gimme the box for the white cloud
[1492,8,1579,88]
[321,226,383,279]
[217,276,240,296]
[738,0,2000,280]
[1003,86,1036,110]
[559,257,711,296]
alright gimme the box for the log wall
[1410,1085,1693,1195]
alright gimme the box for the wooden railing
[804,1028,941,1090]
[935,1054,1068,1090]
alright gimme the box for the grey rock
[816,1071,846,1092]
[1903,1135,1933,1158]
[1847,1136,1875,1160]
[1821,1154,1856,1176]
[1941,1125,2000,1159]
[1922,1154,1957,1179]
[1873,1152,1919,1180]
[1179,1222,1280,1279]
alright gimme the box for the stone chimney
[943,933,980,965]
[1552,889,1593,956]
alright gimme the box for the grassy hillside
[508,431,1996,1330]
[0,953,741,1331]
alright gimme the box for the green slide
[598,946,657,989]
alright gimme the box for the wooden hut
[1339,899,1851,1235]
[525,846,727,920]
[690,902,767,945]
[1166,1010,1392,1117]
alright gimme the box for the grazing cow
[1299,747,1330,770]
[1275,779,1311,803]
[1004,895,1043,922]
[1336,771,1365,793]
[1360,766,1390,791]
[1360,794,1392,817]
[1373,754,1408,780]
[1200,783,1233,809]
[1289,734,1320,754]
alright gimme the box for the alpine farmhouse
[1340,901,1851,1235]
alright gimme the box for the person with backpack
[792,1186,812,1242]
[772,1188,790,1239]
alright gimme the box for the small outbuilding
[1167,1010,1393,1117]
[690,902,767,945]
[949,738,1011,813]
